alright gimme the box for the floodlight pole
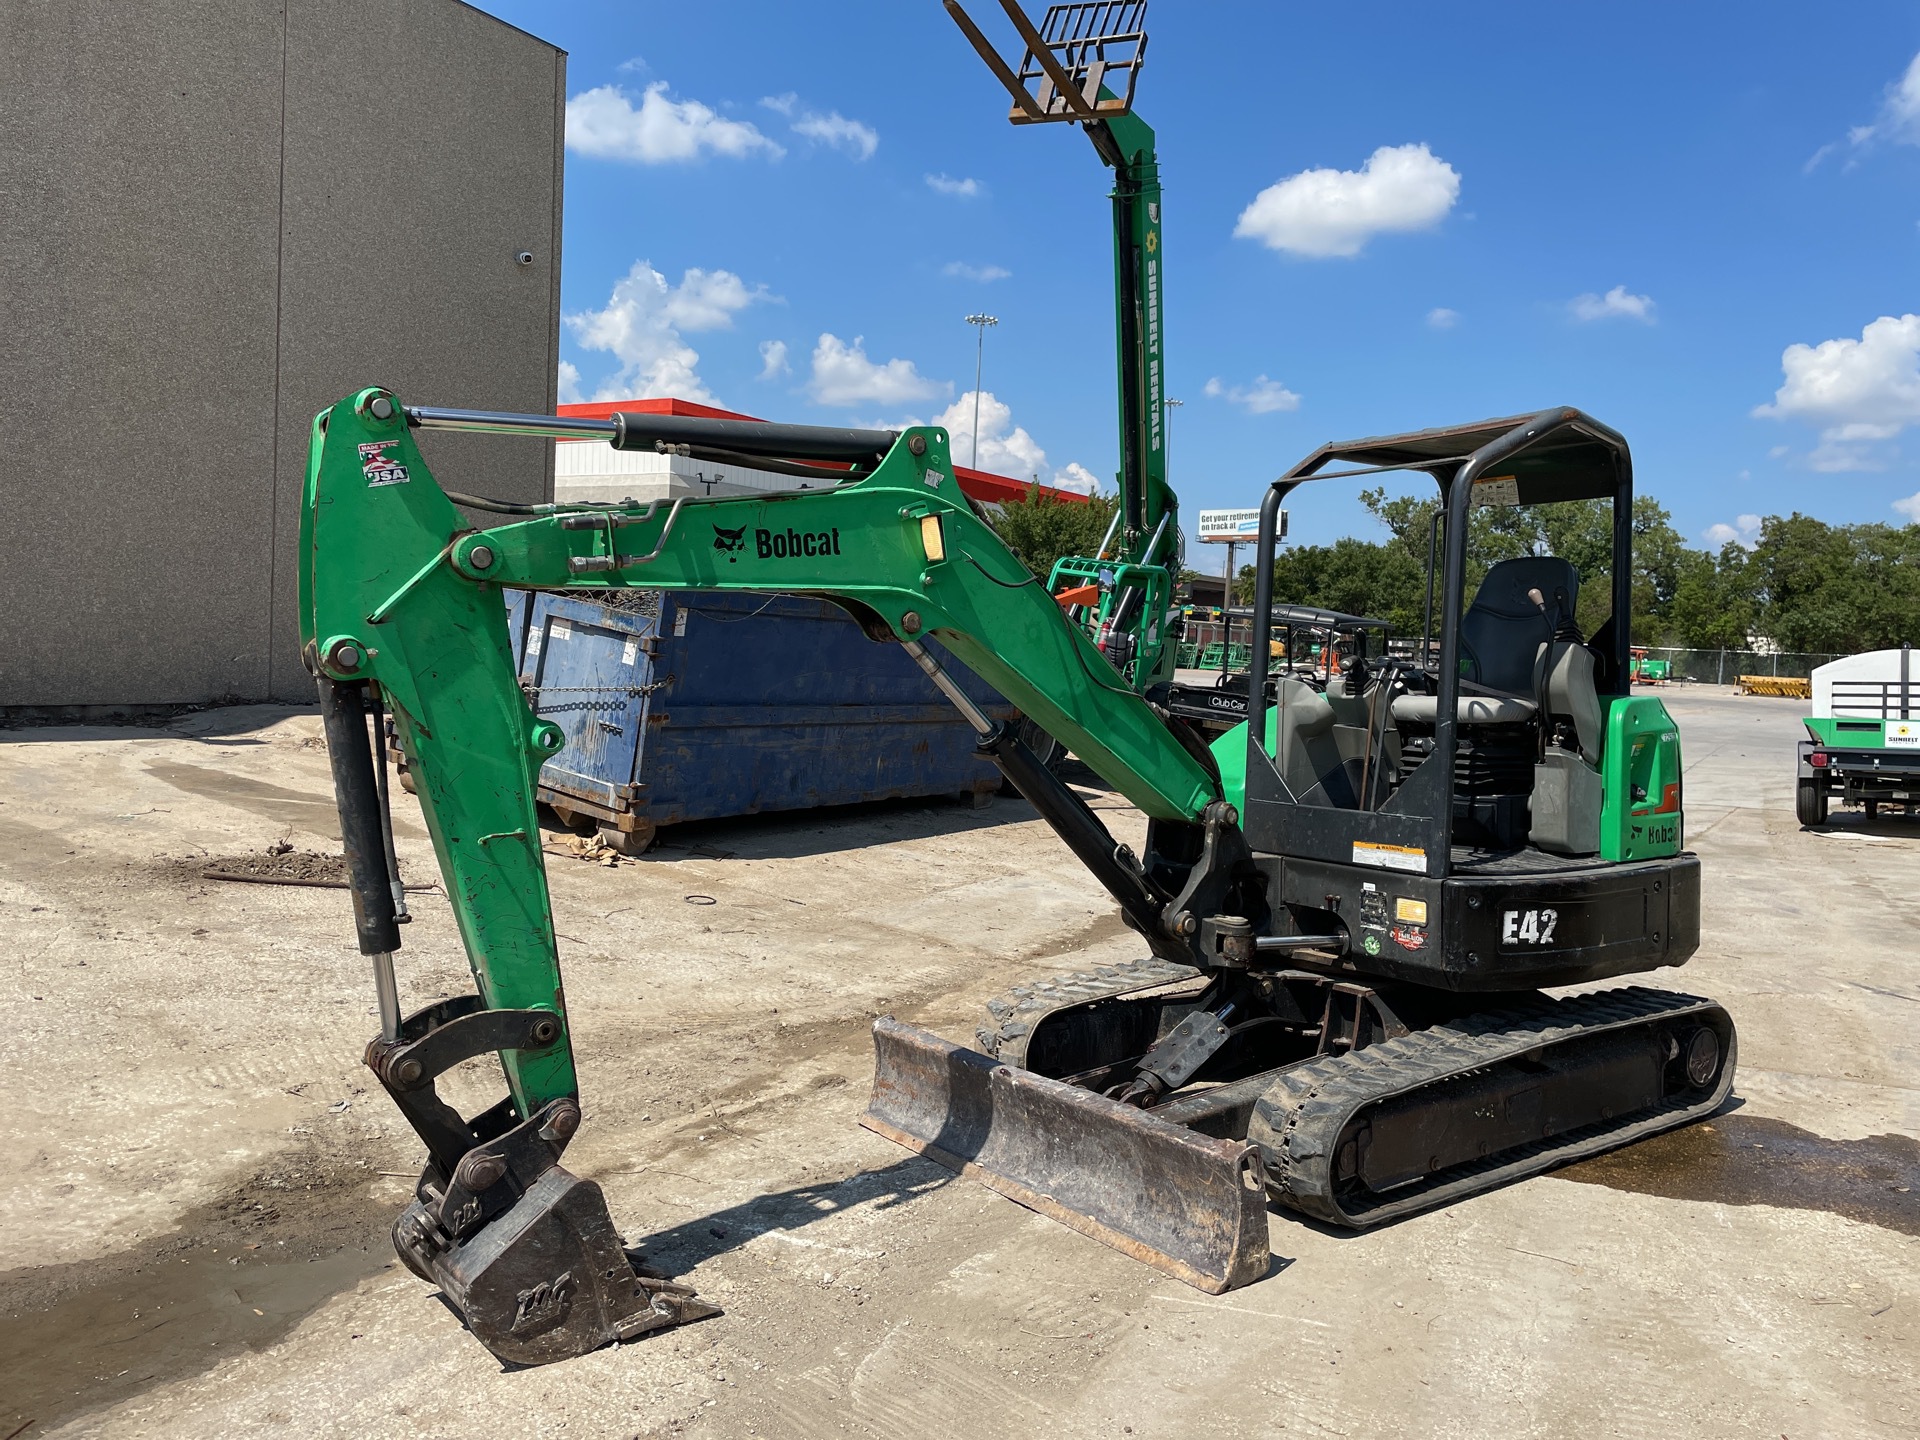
[1162,396,1182,480]
[965,313,999,471]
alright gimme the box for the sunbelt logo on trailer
[756,526,842,560]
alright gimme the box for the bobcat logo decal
[511,1271,577,1334]
[712,523,747,562]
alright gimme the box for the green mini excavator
[301,3,1733,1367]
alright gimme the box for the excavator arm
[300,388,1255,1364]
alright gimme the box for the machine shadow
[0,701,308,744]
[636,794,1034,863]
[620,1156,957,1271]
[631,758,1128,864]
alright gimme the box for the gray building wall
[0,1,564,710]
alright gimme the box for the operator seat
[1324,670,1402,807]
[1271,676,1358,807]
[1392,557,1581,727]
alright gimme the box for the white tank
[1811,647,1916,721]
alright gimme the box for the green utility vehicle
[1796,645,1919,825]
[1164,604,1394,741]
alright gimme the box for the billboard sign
[1197,508,1285,543]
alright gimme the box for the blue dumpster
[503,588,533,669]
[519,591,1015,851]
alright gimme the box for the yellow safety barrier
[1736,675,1812,699]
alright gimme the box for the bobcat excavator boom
[301,389,1248,1363]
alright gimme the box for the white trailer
[1796,645,1919,825]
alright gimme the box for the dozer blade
[395,1165,719,1366]
[862,1017,1272,1293]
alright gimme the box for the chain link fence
[1636,648,1845,685]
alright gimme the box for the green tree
[986,487,1118,581]
[1747,514,1920,652]
[1669,544,1755,650]
[1248,536,1430,633]
[1238,494,1920,657]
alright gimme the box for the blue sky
[480,1,1920,561]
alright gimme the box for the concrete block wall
[0,0,564,711]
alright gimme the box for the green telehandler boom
[946,1,1179,689]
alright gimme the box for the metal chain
[517,678,672,717]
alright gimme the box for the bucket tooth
[862,1016,1271,1293]
[396,1165,718,1366]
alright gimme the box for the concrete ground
[1,687,1914,1439]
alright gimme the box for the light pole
[964,313,998,471]
[1162,396,1182,480]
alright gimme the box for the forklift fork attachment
[862,1017,1272,1293]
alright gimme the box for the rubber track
[977,957,1202,1068]
[1252,986,1735,1228]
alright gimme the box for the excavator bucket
[393,1166,720,1367]
[861,1017,1272,1292]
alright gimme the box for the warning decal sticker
[1352,841,1428,875]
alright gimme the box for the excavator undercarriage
[868,952,1732,1288]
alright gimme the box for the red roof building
[557,398,1090,506]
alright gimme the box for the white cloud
[1703,514,1762,550]
[1569,285,1656,323]
[762,93,878,159]
[1427,307,1460,329]
[1234,143,1460,258]
[565,260,771,404]
[943,261,1012,282]
[1754,313,1920,470]
[1843,50,1920,153]
[926,173,982,198]
[882,391,1096,492]
[566,83,783,164]
[794,111,878,160]
[1894,490,1920,522]
[1802,141,1840,173]
[932,391,1047,476]
[1807,439,1890,472]
[1204,374,1302,415]
[1052,461,1101,496]
[557,359,584,405]
[807,334,947,407]
[757,339,790,380]
[662,268,772,331]
[1755,314,1920,430]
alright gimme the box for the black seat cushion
[1459,557,1580,695]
